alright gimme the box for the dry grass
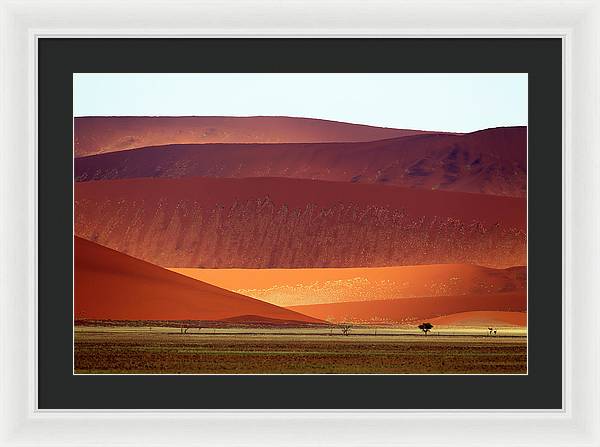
[74,327,526,374]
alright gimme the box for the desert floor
[74,326,527,374]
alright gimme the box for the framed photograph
[1,1,599,446]
[72,71,529,376]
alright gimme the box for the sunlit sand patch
[169,265,526,307]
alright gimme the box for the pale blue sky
[73,73,527,133]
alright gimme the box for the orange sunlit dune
[169,265,526,307]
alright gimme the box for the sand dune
[170,265,527,307]
[75,177,526,269]
[74,116,436,157]
[286,292,526,324]
[74,236,322,323]
[428,311,527,327]
[75,126,526,197]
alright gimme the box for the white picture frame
[1,0,599,445]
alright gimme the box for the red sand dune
[75,126,526,197]
[286,292,526,324]
[74,116,437,157]
[74,236,322,323]
[75,177,526,269]
[428,311,527,327]
[169,265,527,307]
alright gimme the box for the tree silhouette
[418,322,433,335]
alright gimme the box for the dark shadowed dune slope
[75,126,526,197]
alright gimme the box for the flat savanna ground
[74,326,527,374]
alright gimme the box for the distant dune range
[75,126,526,197]
[74,236,323,323]
[170,265,526,307]
[286,292,526,324]
[75,176,526,269]
[74,116,438,157]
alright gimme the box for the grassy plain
[74,326,527,374]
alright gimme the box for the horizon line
[72,114,527,134]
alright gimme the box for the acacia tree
[418,322,433,335]
[340,324,352,336]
